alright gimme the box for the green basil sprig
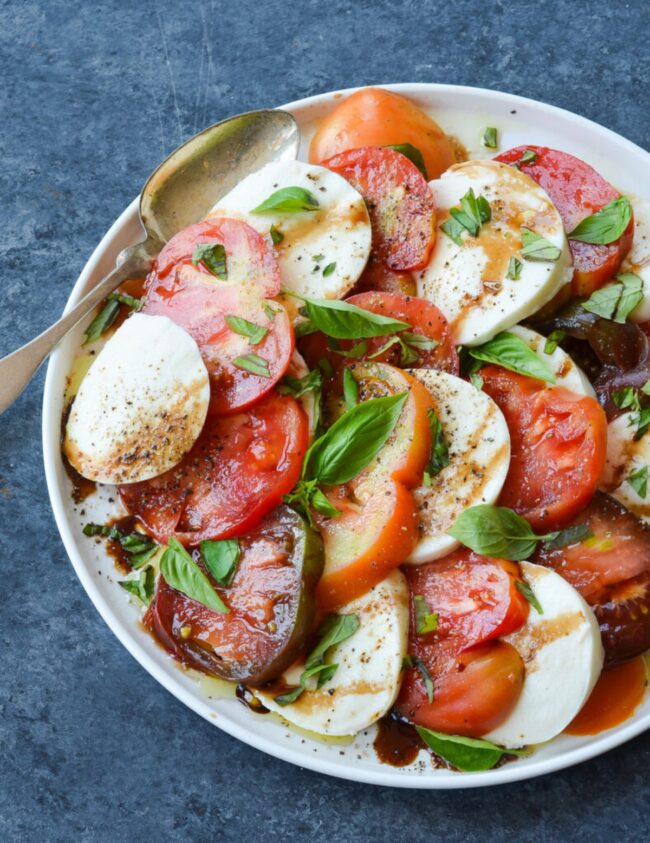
[161,538,229,613]
[251,186,320,214]
[448,505,592,560]
[192,243,228,279]
[293,294,410,339]
[520,228,562,262]
[416,727,528,772]
[466,331,556,384]
[385,143,428,178]
[581,272,643,323]
[120,566,156,606]
[569,197,632,245]
[200,539,240,586]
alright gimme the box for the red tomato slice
[535,491,650,663]
[152,217,281,296]
[351,255,417,297]
[144,264,293,415]
[405,551,529,649]
[322,146,436,271]
[495,146,634,296]
[481,365,607,530]
[119,392,308,545]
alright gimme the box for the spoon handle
[0,244,153,414]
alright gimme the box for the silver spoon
[0,109,299,413]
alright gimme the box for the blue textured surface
[1,0,649,839]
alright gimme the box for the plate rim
[42,82,650,789]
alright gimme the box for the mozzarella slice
[622,198,650,323]
[255,571,409,736]
[416,160,572,345]
[64,313,209,484]
[285,350,318,441]
[406,370,510,564]
[508,325,595,397]
[601,411,650,522]
[484,562,603,748]
[211,160,372,302]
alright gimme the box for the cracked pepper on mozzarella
[601,411,650,522]
[508,325,595,397]
[210,160,372,303]
[484,562,604,748]
[64,313,210,484]
[416,160,572,345]
[255,570,409,736]
[406,369,510,564]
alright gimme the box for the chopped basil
[449,188,491,238]
[507,257,523,281]
[612,386,641,411]
[627,465,649,499]
[385,143,428,178]
[468,331,556,384]
[192,242,227,279]
[426,409,449,479]
[414,595,439,634]
[233,353,271,377]
[581,272,643,323]
[160,538,228,613]
[110,292,143,310]
[119,565,156,606]
[343,367,358,409]
[482,126,498,149]
[83,299,120,344]
[543,523,593,550]
[318,356,334,378]
[520,228,562,262]
[331,339,369,358]
[440,216,466,246]
[309,488,341,518]
[225,315,268,346]
[569,197,632,245]
[312,253,325,263]
[263,301,278,320]
[411,656,434,703]
[515,579,543,614]
[251,186,320,214]
[469,371,484,390]
[633,407,650,441]
[401,332,439,352]
[269,224,284,245]
[277,368,323,399]
[518,149,538,167]
[323,262,337,277]
[642,379,650,396]
[294,294,410,339]
[544,329,566,355]
[83,522,158,568]
[200,539,240,586]
[416,727,527,772]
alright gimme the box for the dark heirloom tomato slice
[481,365,607,531]
[496,146,633,297]
[144,264,293,415]
[145,506,324,684]
[119,392,308,545]
[322,146,436,271]
[534,492,650,663]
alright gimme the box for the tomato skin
[481,365,607,530]
[351,255,416,297]
[396,641,525,737]
[323,146,436,271]
[495,146,634,296]
[119,392,308,545]
[309,87,456,180]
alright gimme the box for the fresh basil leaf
[302,662,339,689]
[614,272,644,322]
[520,228,562,262]
[225,315,268,346]
[263,301,278,319]
[440,216,466,246]
[612,386,641,411]
[269,224,284,245]
[414,595,439,634]
[343,367,358,409]
[515,579,543,614]
[83,522,157,568]
[161,538,228,613]
[277,368,323,399]
[482,126,498,149]
[109,292,143,311]
[411,656,434,703]
[84,299,121,344]
[416,727,525,772]
[633,407,650,440]
[310,487,341,518]
[200,539,240,586]
[506,257,522,281]
[385,143,428,178]
[569,197,632,245]
[450,188,489,238]
[304,392,408,486]
[582,272,643,323]
[323,262,337,277]
[448,505,548,560]
[469,371,484,390]
[318,357,335,378]
[426,409,449,478]
[306,613,360,670]
[233,353,271,377]
[274,686,304,706]
[298,295,410,339]
[119,565,156,607]
[401,332,439,351]
[468,331,556,384]
[331,339,369,358]
[294,318,317,339]
[544,329,566,355]
[251,186,320,214]
[312,253,325,263]
[543,523,593,551]
[192,243,227,279]
[518,149,538,166]
[627,465,649,499]
[642,379,650,396]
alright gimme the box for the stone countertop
[0,0,649,840]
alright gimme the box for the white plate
[43,83,650,788]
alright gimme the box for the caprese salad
[63,87,650,774]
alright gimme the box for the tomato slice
[119,392,308,545]
[322,147,436,271]
[309,87,457,180]
[351,255,417,297]
[535,491,650,663]
[405,551,529,649]
[481,365,607,530]
[144,264,293,415]
[495,146,634,297]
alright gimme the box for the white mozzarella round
[601,411,650,522]
[508,325,595,397]
[64,313,210,484]
[618,197,650,323]
[416,160,572,345]
[484,562,603,748]
[256,570,409,736]
[405,369,510,564]
[210,160,372,301]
